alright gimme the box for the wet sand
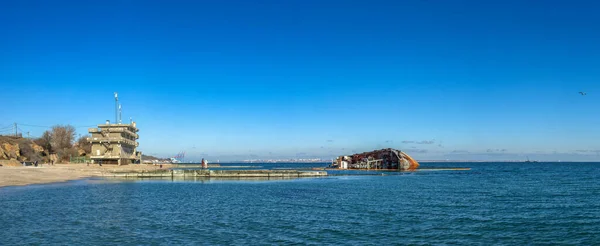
[0,164,174,188]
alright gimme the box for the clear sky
[1,0,600,161]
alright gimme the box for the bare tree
[50,125,76,161]
[34,130,53,154]
[57,148,79,162]
[50,125,76,150]
[76,134,92,155]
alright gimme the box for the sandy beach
[0,164,174,188]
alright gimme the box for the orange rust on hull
[400,152,420,170]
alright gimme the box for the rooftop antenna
[119,104,122,124]
[114,92,118,124]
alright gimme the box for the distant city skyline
[1,1,600,161]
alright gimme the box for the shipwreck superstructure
[332,148,419,171]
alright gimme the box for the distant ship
[525,156,538,163]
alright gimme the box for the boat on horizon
[525,156,538,163]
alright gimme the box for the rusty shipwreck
[331,148,420,171]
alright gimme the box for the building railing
[70,156,91,163]
[89,137,138,147]
[88,128,138,139]
[97,124,138,132]
[90,154,140,159]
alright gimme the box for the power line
[0,126,13,131]
[17,123,51,128]
[17,123,99,128]
[1,122,96,138]
[0,124,13,129]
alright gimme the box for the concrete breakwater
[100,169,328,178]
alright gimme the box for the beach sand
[0,164,174,188]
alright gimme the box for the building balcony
[89,137,138,147]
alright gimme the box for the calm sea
[1,162,599,245]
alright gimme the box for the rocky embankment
[0,136,46,166]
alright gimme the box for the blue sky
[1,0,600,161]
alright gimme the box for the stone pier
[100,169,328,178]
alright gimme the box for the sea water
[1,162,599,245]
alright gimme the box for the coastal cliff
[0,136,50,165]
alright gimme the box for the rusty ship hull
[331,148,419,171]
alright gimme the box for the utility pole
[114,92,118,124]
[14,123,17,137]
[27,132,30,139]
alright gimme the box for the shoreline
[0,164,473,188]
[0,164,175,188]
[0,163,326,188]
